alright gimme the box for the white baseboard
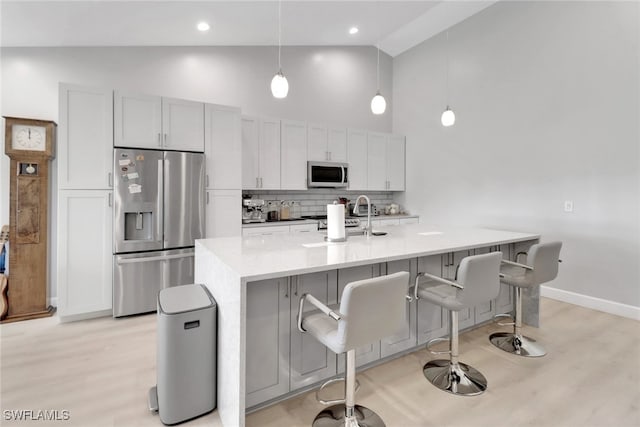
[540,285,640,321]
[58,309,112,323]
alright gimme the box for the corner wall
[393,1,640,311]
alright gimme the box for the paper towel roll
[327,204,346,240]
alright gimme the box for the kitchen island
[194,224,540,427]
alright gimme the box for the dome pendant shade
[371,92,386,115]
[271,71,289,99]
[441,106,455,127]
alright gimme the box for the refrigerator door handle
[157,158,164,245]
[116,253,194,265]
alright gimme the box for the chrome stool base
[312,404,385,427]
[489,332,546,357]
[423,360,488,396]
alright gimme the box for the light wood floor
[1,298,638,427]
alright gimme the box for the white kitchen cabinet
[371,218,400,227]
[281,119,307,190]
[366,132,387,191]
[289,271,338,391]
[245,278,290,408]
[337,264,382,371]
[241,116,280,190]
[399,217,419,225]
[307,123,347,162]
[289,223,318,233]
[206,189,241,238]
[387,135,406,191]
[242,225,290,237]
[58,84,113,190]
[347,129,368,191]
[204,104,241,190]
[307,123,328,162]
[366,132,405,191]
[114,91,204,152]
[380,259,417,357]
[57,190,112,320]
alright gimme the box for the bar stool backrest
[528,241,563,285]
[337,271,410,351]
[457,252,502,307]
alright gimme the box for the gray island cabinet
[194,224,539,427]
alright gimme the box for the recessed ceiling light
[197,22,210,32]
[349,27,359,35]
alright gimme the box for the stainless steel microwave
[307,161,349,188]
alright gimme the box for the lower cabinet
[337,264,382,372]
[289,271,338,391]
[205,189,241,237]
[57,190,113,319]
[245,278,291,408]
[244,242,529,408]
[444,250,475,331]
[380,259,417,357]
[416,255,449,345]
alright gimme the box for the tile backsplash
[243,190,400,216]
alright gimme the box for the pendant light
[441,31,455,126]
[271,0,289,98]
[371,1,386,115]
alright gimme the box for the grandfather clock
[2,117,56,322]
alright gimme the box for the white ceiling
[0,1,498,57]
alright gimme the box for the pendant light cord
[278,0,282,71]
[445,30,449,106]
[376,0,380,91]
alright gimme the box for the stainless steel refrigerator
[112,148,205,317]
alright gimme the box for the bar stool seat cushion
[499,264,531,288]
[302,307,342,355]
[416,278,466,312]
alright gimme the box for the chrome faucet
[353,195,372,237]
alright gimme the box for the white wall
[0,45,393,300]
[0,45,393,225]
[394,1,639,308]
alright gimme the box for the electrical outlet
[564,200,574,213]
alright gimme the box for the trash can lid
[159,284,215,315]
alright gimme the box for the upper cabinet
[205,104,241,190]
[346,129,368,191]
[114,91,204,152]
[280,119,307,190]
[58,84,113,190]
[307,123,347,162]
[367,133,405,191]
[242,116,280,190]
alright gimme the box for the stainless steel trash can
[149,284,216,425]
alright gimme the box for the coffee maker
[242,198,266,223]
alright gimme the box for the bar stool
[413,252,502,396]
[297,271,410,427]
[490,241,562,357]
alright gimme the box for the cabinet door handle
[260,177,263,188]
[164,133,168,146]
[206,174,210,188]
[206,192,210,205]
[108,172,112,187]
[157,133,161,146]
[256,177,259,188]
[329,151,332,161]
[108,193,112,207]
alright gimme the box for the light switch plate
[564,200,574,212]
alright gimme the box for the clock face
[12,124,46,151]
